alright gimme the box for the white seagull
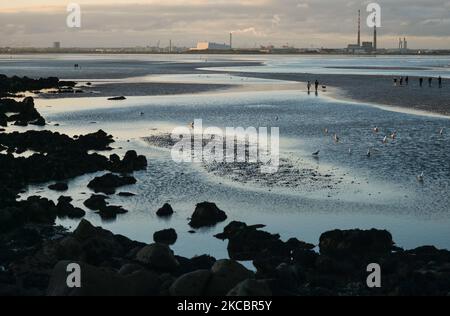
[373,127,379,133]
[417,172,424,183]
[334,133,340,143]
[382,136,388,144]
[440,128,445,135]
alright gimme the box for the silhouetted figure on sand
[419,78,423,87]
[439,76,442,88]
[399,77,403,86]
[429,77,433,87]
[393,78,398,86]
[315,80,319,92]
[405,77,409,85]
[307,81,312,94]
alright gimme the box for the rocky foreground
[1,75,450,296]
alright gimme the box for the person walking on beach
[393,78,398,86]
[419,78,424,87]
[307,81,312,94]
[405,76,409,85]
[439,76,442,88]
[399,77,403,86]
[429,77,433,87]
[315,80,319,92]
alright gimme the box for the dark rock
[227,279,272,297]
[319,229,394,259]
[56,196,85,219]
[110,150,147,173]
[153,229,178,245]
[189,202,227,228]
[87,173,137,195]
[169,270,212,296]
[48,183,68,191]
[118,192,135,197]
[47,261,159,296]
[136,244,180,272]
[83,194,108,211]
[98,205,128,220]
[108,96,126,101]
[156,203,174,217]
[205,260,254,296]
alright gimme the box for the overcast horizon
[1,0,450,49]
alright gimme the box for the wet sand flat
[210,71,450,116]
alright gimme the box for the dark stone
[108,96,127,101]
[48,183,68,191]
[156,203,174,217]
[87,173,137,195]
[109,150,147,173]
[153,229,178,245]
[83,195,108,211]
[56,196,85,219]
[189,202,227,228]
[118,192,135,197]
[319,229,394,259]
[98,205,128,220]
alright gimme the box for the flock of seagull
[312,125,446,183]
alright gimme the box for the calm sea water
[3,54,450,260]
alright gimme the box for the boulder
[169,270,212,296]
[98,205,128,220]
[153,229,178,245]
[48,183,68,192]
[87,173,137,195]
[47,260,158,296]
[110,150,147,173]
[156,203,174,217]
[83,195,109,211]
[189,202,227,228]
[227,279,272,297]
[56,196,85,219]
[107,96,126,101]
[205,260,254,296]
[319,229,394,259]
[136,243,180,272]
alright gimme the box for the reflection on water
[5,54,450,259]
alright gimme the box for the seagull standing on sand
[391,131,397,140]
[348,148,352,155]
[417,172,424,183]
[382,136,388,144]
[440,128,445,135]
[334,133,340,143]
[367,148,372,158]
[312,150,320,157]
[373,127,379,133]
[324,128,329,135]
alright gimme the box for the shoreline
[207,70,450,117]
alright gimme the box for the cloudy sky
[1,0,450,49]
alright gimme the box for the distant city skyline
[1,1,450,49]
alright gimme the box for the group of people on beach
[394,76,443,88]
[306,80,320,95]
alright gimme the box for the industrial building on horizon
[347,10,378,54]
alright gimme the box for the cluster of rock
[0,75,75,98]
[0,97,46,127]
[3,214,450,296]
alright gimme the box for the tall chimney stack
[357,10,361,46]
[373,24,377,52]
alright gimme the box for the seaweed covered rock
[189,202,227,228]
[87,173,137,195]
